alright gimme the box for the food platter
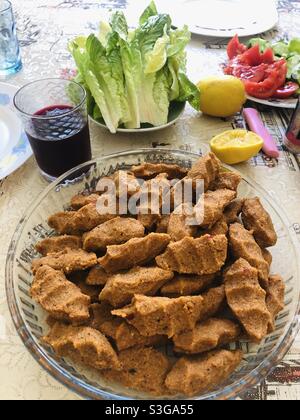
[247,95,298,109]
[224,35,300,109]
[6,148,300,400]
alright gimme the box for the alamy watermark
[95,173,205,226]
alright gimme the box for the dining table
[0,0,300,400]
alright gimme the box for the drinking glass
[14,78,92,182]
[0,0,22,77]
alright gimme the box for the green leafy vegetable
[69,1,199,133]
[272,41,289,57]
[139,0,158,26]
[177,72,200,110]
[144,26,170,74]
[287,55,300,83]
[98,22,111,47]
[168,26,191,58]
[289,38,300,54]
[110,11,128,41]
[248,38,270,53]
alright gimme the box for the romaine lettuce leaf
[119,37,141,129]
[134,13,172,125]
[86,35,124,132]
[168,26,191,57]
[137,14,172,62]
[93,104,102,121]
[272,41,289,57]
[144,26,170,74]
[248,38,270,52]
[85,68,115,132]
[177,72,200,110]
[153,68,170,124]
[110,11,128,41]
[140,0,158,26]
[289,38,300,54]
[98,22,111,47]
[106,32,131,125]
[167,59,180,101]
[287,55,300,83]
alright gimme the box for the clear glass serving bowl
[5,149,300,400]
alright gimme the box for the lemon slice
[210,129,264,165]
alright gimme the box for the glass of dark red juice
[14,78,92,181]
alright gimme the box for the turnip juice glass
[0,0,22,77]
[14,79,92,181]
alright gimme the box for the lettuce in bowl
[69,1,199,133]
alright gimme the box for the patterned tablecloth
[0,0,299,400]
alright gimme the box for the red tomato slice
[240,45,262,66]
[244,69,280,99]
[224,42,288,100]
[233,63,268,83]
[240,45,274,66]
[274,59,288,87]
[273,82,299,99]
[244,81,277,99]
[261,48,274,64]
[227,35,247,59]
[243,59,288,99]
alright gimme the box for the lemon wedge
[210,129,264,165]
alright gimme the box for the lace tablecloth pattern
[0,0,299,400]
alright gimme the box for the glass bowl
[5,148,300,400]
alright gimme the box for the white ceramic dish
[0,83,32,180]
[247,95,298,109]
[156,0,279,37]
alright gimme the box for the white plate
[156,0,279,37]
[0,83,32,180]
[247,95,298,109]
[90,101,186,133]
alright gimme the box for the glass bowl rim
[5,148,300,400]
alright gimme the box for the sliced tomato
[244,77,277,99]
[244,64,282,99]
[243,59,288,99]
[233,63,268,83]
[227,35,247,59]
[273,82,299,99]
[240,45,275,66]
[274,59,288,87]
[240,45,262,66]
[225,40,289,100]
[261,48,274,64]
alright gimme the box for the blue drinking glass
[0,0,22,77]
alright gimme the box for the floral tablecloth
[0,0,300,400]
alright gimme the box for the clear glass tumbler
[14,78,92,182]
[0,0,22,77]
